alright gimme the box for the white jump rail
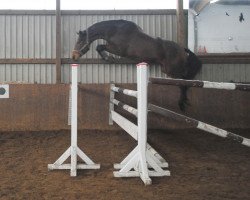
[48,64,100,176]
[111,86,138,98]
[109,63,170,185]
[111,98,138,117]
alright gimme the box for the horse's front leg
[96,44,115,62]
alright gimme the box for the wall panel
[0,10,249,84]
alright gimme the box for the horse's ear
[77,31,83,35]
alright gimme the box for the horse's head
[72,30,90,60]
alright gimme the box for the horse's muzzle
[71,50,81,61]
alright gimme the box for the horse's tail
[178,49,202,111]
[184,48,202,79]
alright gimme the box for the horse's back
[96,19,141,32]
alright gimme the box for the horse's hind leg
[96,44,116,62]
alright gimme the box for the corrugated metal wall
[0,13,56,83]
[0,10,249,83]
[198,64,250,82]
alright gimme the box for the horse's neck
[87,29,99,43]
[88,23,107,43]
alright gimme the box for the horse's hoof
[107,56,116,63]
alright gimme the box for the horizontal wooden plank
[0,58,135,65]
[0,9,184,16]
[61,58,137,64]
[0,53,250,65]
[198,53,250,64]
[0,59,56,64]
[149,77,250,91]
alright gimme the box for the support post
[137,62,150,184]
[109,82,115,125]
[176,0,186,48]
[56,0,62,83]
[48,64,100,175]
[113,63,170,185]
[70,63,78,176]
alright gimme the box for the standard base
[114,145,170,185]
[48,146,100,176]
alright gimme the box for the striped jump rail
[110,98,138,117]
[148,104,250,147]
[149,77,250,91]
[111,85,138,98]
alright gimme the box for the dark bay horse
[72,19,202,111]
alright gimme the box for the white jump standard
[109,63,170,185]
[48,64,100,176]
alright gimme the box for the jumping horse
[72,20,202,111]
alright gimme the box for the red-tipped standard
[71,64,79,68]
[136,62,148,67]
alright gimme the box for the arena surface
[0,129,249,199]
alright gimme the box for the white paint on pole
[48,64,100,176]
[109,83,115,125]
[111,86,138,98]
[197,121,228,138]
[203,81,236,90]
[198,121,250,147]
[111,110,138,140]
[242,139,250,147]
[111,99,138,117]
[68,88,72,125]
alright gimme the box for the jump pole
[137,62,150,184]
[113,63,170,185]
[148,104,250,147]
[48,64,100,176]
